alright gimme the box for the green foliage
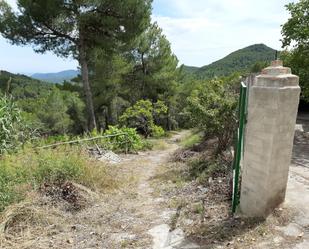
[0,0,153,130]
[33,151,83,186]
[0,0,152,57]
[0,70,53,98]
[186,75,239,152]
[120,99,167,137]
[281,49,309,102]
[281,0,309,49]
[0,147,116,212]
[179,65,200,75]
[37,90,73,134]
[151,125,165,138]
[187,44,275,79]
[0,164,24,211]
[281,1,309,102]
[180,131,203,149]
[90,50,132,129]
[0,96,25,154]
[103,126,144,152]
[18,90,86,135]
[0,70,86,135]
[87,22,179,130]
[0,149,83,211]
[125,23,179,103]
[250,61,268,73]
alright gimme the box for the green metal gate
[232,81,248,213]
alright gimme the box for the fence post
[239,60,300,217]
[232,82,247,213]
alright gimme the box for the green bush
[119,99,167,138]
[186,75,239,153]
[103,126,144,152]
[151,125,165,138]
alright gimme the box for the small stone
[67,238,74,244]
[298,232,304,238]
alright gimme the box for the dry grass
[151,140,297,249]
[149,139,169,150]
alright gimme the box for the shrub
[119,99,167,138]
[151,125,165,138]
[103,126,144,152]
[186,75,239,153]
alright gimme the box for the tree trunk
[141,52,146,98]
[79,41,97,131]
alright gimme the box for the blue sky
[0,0,296,74]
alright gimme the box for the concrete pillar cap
[261,60,291,76]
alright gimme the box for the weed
[180,131,203,149]
[0,147,117,213]
[192,202,205,215]
[149,139,168,150]
[188,156,230,183]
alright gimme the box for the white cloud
[0,0,298,72]
[4,0,18,9]
[153,0,296,66]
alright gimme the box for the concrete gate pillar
[239,60,301,217]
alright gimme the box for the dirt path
[0,131,195,249]
[62,130,198,249]
[2,124,308,249]
[49,131,197,249]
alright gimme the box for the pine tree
[0,0,152,130]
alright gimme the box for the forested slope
[181,44,276,79]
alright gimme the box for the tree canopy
[281,0,309,102]
[0,0,152,130]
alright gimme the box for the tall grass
[180,131,203,149]
[0,147,116,212]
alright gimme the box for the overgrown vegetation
[0,147,116,212]
[281,0,309,103]
[0,1,307,232]
[180,131,203,149]
[186,75,239,153]
[0,96,31,154]
[120,99,167,138]
[100,126,148,152]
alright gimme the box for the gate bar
[232,82,247,213]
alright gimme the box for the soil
[0,121,308,249]
[0,131,197,249]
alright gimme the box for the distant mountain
[0,70,54,98]
[32,70,79,83]
[183,44,276,79]
[180,65,200,74]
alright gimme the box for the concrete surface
[240,60,301,217]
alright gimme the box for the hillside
[180,65,200,74]
[32,70,79,83]
[186,44,276,79]
[0,70,54,98]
